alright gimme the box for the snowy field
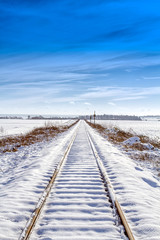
[1,119,159,140]
[0,120,160,239]
[0,119,76,137]
[88,124,160,240]
[96,120,160,140]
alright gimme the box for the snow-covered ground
[0,119,76,137]
[96,120,160,140]
[94,120,160,179]
[0,120,160,239]
[0,122,78,239]
[31,122,123,240]
[87,123,160,240]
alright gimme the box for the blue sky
[0,0,160,115]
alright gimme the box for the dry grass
[139,135,160,149]
[87,121,106,133]
[129,151,160,172]
[87,121,160,150]
[87,121,133,143]
[87,120,160,176]
[107,128,133,143]
[0,120,79,153]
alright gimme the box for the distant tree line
[28,115,77,120]
[0,114,142,121]
[79,114,142,121]
[0,116,23,119]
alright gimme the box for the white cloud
[143,76,160,80]
[1,52,160,115]
[79,86,160,102]
[84,102,91,105]
[113,96,146,101]
[108,102,116,106]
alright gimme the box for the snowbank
[0,123,78,239]
[87,123,160,240]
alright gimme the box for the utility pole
[93,111,96,125]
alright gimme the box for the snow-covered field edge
[0,121,80,239]
[86,122,160,240]
[87,121,160,179]
[0,120,78,154]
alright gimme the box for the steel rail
[19,124,79,240]
[86,128,135,240]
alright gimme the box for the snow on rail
[0,121,79,239]
[19,126,78,240]
[86,121,160,240]
[29,121,126,239]
[86,128,135,240]
[0,120,160,239]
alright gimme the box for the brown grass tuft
[0,120,79,153]
[86,121,106,133]
[87,120,160,150]
[87,121,133,143]
[87,120,160,177]
[107,128,133,143]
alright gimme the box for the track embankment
[20,120,135,240]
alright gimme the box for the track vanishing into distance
[19,120,135,240]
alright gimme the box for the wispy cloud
[84,102,91,105]
[113,96,146,101]
[1,1,160,114]
[108,102,116,106]
[69,101,75,104]
[143,76,160,80]
[77,86,160,102]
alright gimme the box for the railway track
[19,120,135,240]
